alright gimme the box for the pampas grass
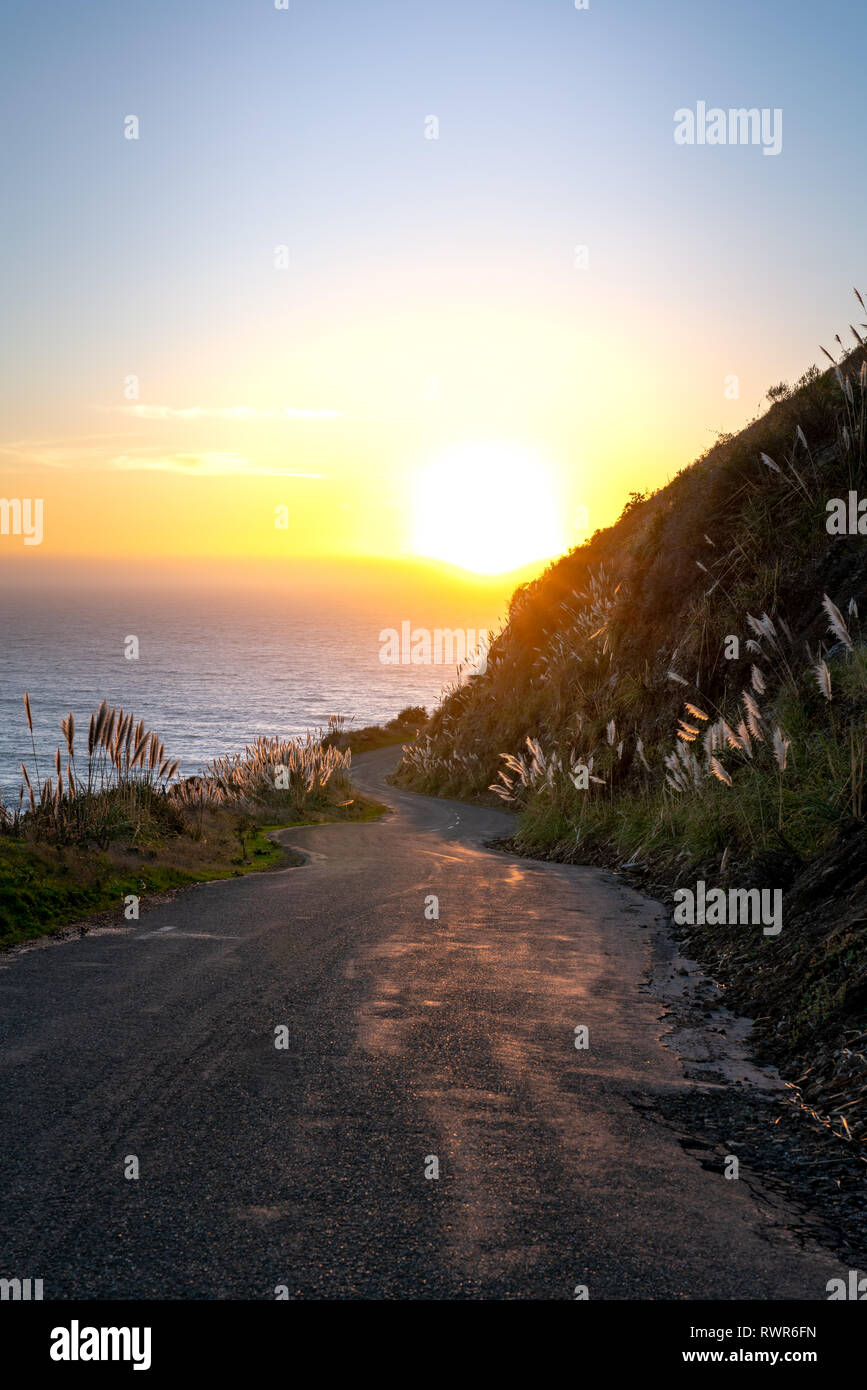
[823,594,854,651]
[815,660,833,700]
[10,697,351,847]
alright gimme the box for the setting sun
[411,442,565,575]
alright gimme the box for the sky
[1,0,865,576]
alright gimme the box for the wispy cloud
[0,436,329,478]
[109,453,328,477]
[125,404,344,421]
[0,435,132,470]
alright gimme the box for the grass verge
[0,790,385,949]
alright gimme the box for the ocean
[0,559,512,796]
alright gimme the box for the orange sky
[1,287,796,577]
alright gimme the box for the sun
[411,442,565,575]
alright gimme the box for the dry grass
[4,699,355,848]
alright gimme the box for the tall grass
[396,291,867,878]
[493,595,865,875]
[4,697,352,848]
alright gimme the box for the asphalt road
[0,748,848,1299]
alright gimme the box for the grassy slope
[395,327,867,1146]
[323,707,427,754]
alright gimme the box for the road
[0,748,848,1299]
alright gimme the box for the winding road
[0,748,847,1299]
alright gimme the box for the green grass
[0,789,386,949]
[323,706,427,754]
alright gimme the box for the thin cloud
[126,404,344,421]
[109,453,328,478]
[0,435,133,470]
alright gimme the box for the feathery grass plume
[101,706,117,751]
[61,713,75,758]
[684,702,709,721]
[814,660,832,700]
[835,365,854,404]
[696,559,707,572]
[678,720,700,738]
[742,691,765,741]
[23,690,43,791]
[666,669,688,686]
[20,762,35,813]
[772,727,791,773]
[750,665,766,695]
[606,720,616,745]
[747,611,778,644]
[673,740,703,791]
[760,452,781,473]
[822,594,854,651]
[709,757,733,787]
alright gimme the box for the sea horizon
[0,554,529,794]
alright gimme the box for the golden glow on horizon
[0,286,772,567]
[411,443,565,575]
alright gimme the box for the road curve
[0,747,847,1299]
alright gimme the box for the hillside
[395,291,867,1155]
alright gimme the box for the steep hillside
[396,291,867,1153]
